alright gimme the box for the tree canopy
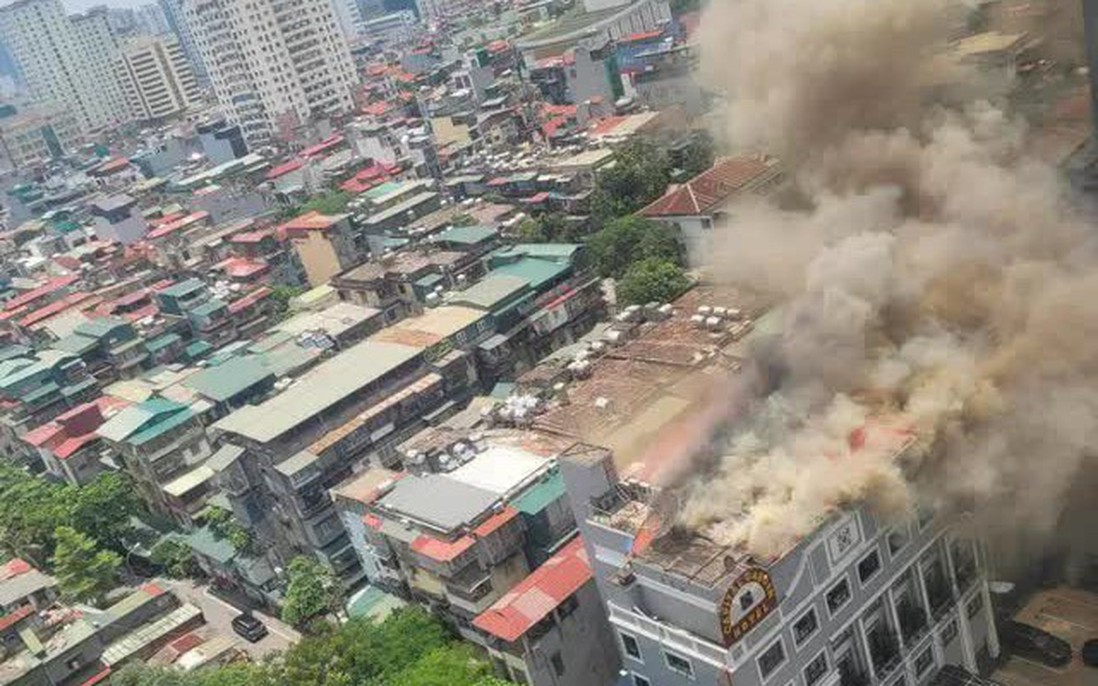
[617,257,692,305]
[298,190,354,216]
[51,526,121,606]
[589,138,673,220]
[112,608,513,686]
[586,215,684,279]
[281,556,342,629]
[515,213,584,243]
[0,463,141,568]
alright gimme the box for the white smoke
[675,0,1098,563]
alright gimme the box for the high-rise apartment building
[184,0,357,146]
[157,0,208,86]
[0,0,129,133]
[116,36,201,121]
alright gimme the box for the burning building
[561,431,998,686]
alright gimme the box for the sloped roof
[473,536,591,642]
[638,155,780,218]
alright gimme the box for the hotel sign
[718,567,778,646]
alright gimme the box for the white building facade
[0,0,130,133]
[116,36,201,121]
[560,442,1002,686]
[184,0,358,146]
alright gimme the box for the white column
[855,616,877,684]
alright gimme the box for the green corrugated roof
[450,274,529,312]
[346,585,407,623]
[490,257,571,292]
[512,468,565,515]
[0,345,31,363]
[145,333,182,353]
[432,225,497,246]
[74,317,128,340]
[493,243,581,262]
[52,333,98,355]
[183,356,273,402]
[189,299,226,317]
[415,273,444,289]
[185,340,214,359]
[129,406,195,446]
[159,278,206,298]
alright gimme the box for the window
[827,578,851,615]
[558,594,579,618]
[941,619,958,645]
[664,651,693,677]
[550,651,564,677]
[967,593,983,619]
[758,639,786,680]
[793,608,819,646]
[915,647,934,676]
[888,528,908,556]
[804,651,828,686]
[620,632,642,661]
[632,675,650,686]
[858,550,881,584]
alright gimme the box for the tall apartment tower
[184,0,357,146]
[116,36,201,121]
[0,0,129,133]
[158,0,208,86]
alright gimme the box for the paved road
[993,587,1098,686]
[160,578,300,659]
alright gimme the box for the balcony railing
[926,575,954,619]
[898,599,929,647]
[839,666,870,686]
[869,629,901,678]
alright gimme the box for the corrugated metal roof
[183,356,273,402]
[213,340,421,444]
[473,536,591,642]
[378,473,498,533]
[449,275,528,311]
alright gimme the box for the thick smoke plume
[675,0,1098,564]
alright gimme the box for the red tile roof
[265,158,305,180]
[300,135,345,159]
[93,157,130,175]
[215,257,270,280]
[0,559,33,581]
[522,192,550,204]
[362,101,393,117]
[147,212,210,240]
[17,291,99,328]
[638,155,777,218]
[228,286,272,314]
[473,506,520,537]
[280,211,343,233]
[411,533,476,562]
[4,275,79,311]
[0,605,33,632]
[473,536,591,642]
[621,29,663,43]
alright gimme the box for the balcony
[954,558,978,594]
[897,598,929,647]
[839,665,870,686]
[869,628,901,679]
[925,573,954,620]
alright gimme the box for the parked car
[1001,620,1072,667]
[930,664,1005,686]
[231,612,269,642]
[1082,639,1098,668]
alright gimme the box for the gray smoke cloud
[674,0,1098,564]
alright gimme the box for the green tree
[451,213,477,227]
[70,473,141,552]
[197,506,255,554]
[590,138,673,219]
[586,215,683,279]
[281,556,341,629]
[299,191,353,215]
[0,463,71,566]
[617,258,692,305]
[149,538,197,579]
[388,645,491,686]
[679,132,716,178]
[516,213,583,244]
[270,285,305,316]
[51,526,121,606]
